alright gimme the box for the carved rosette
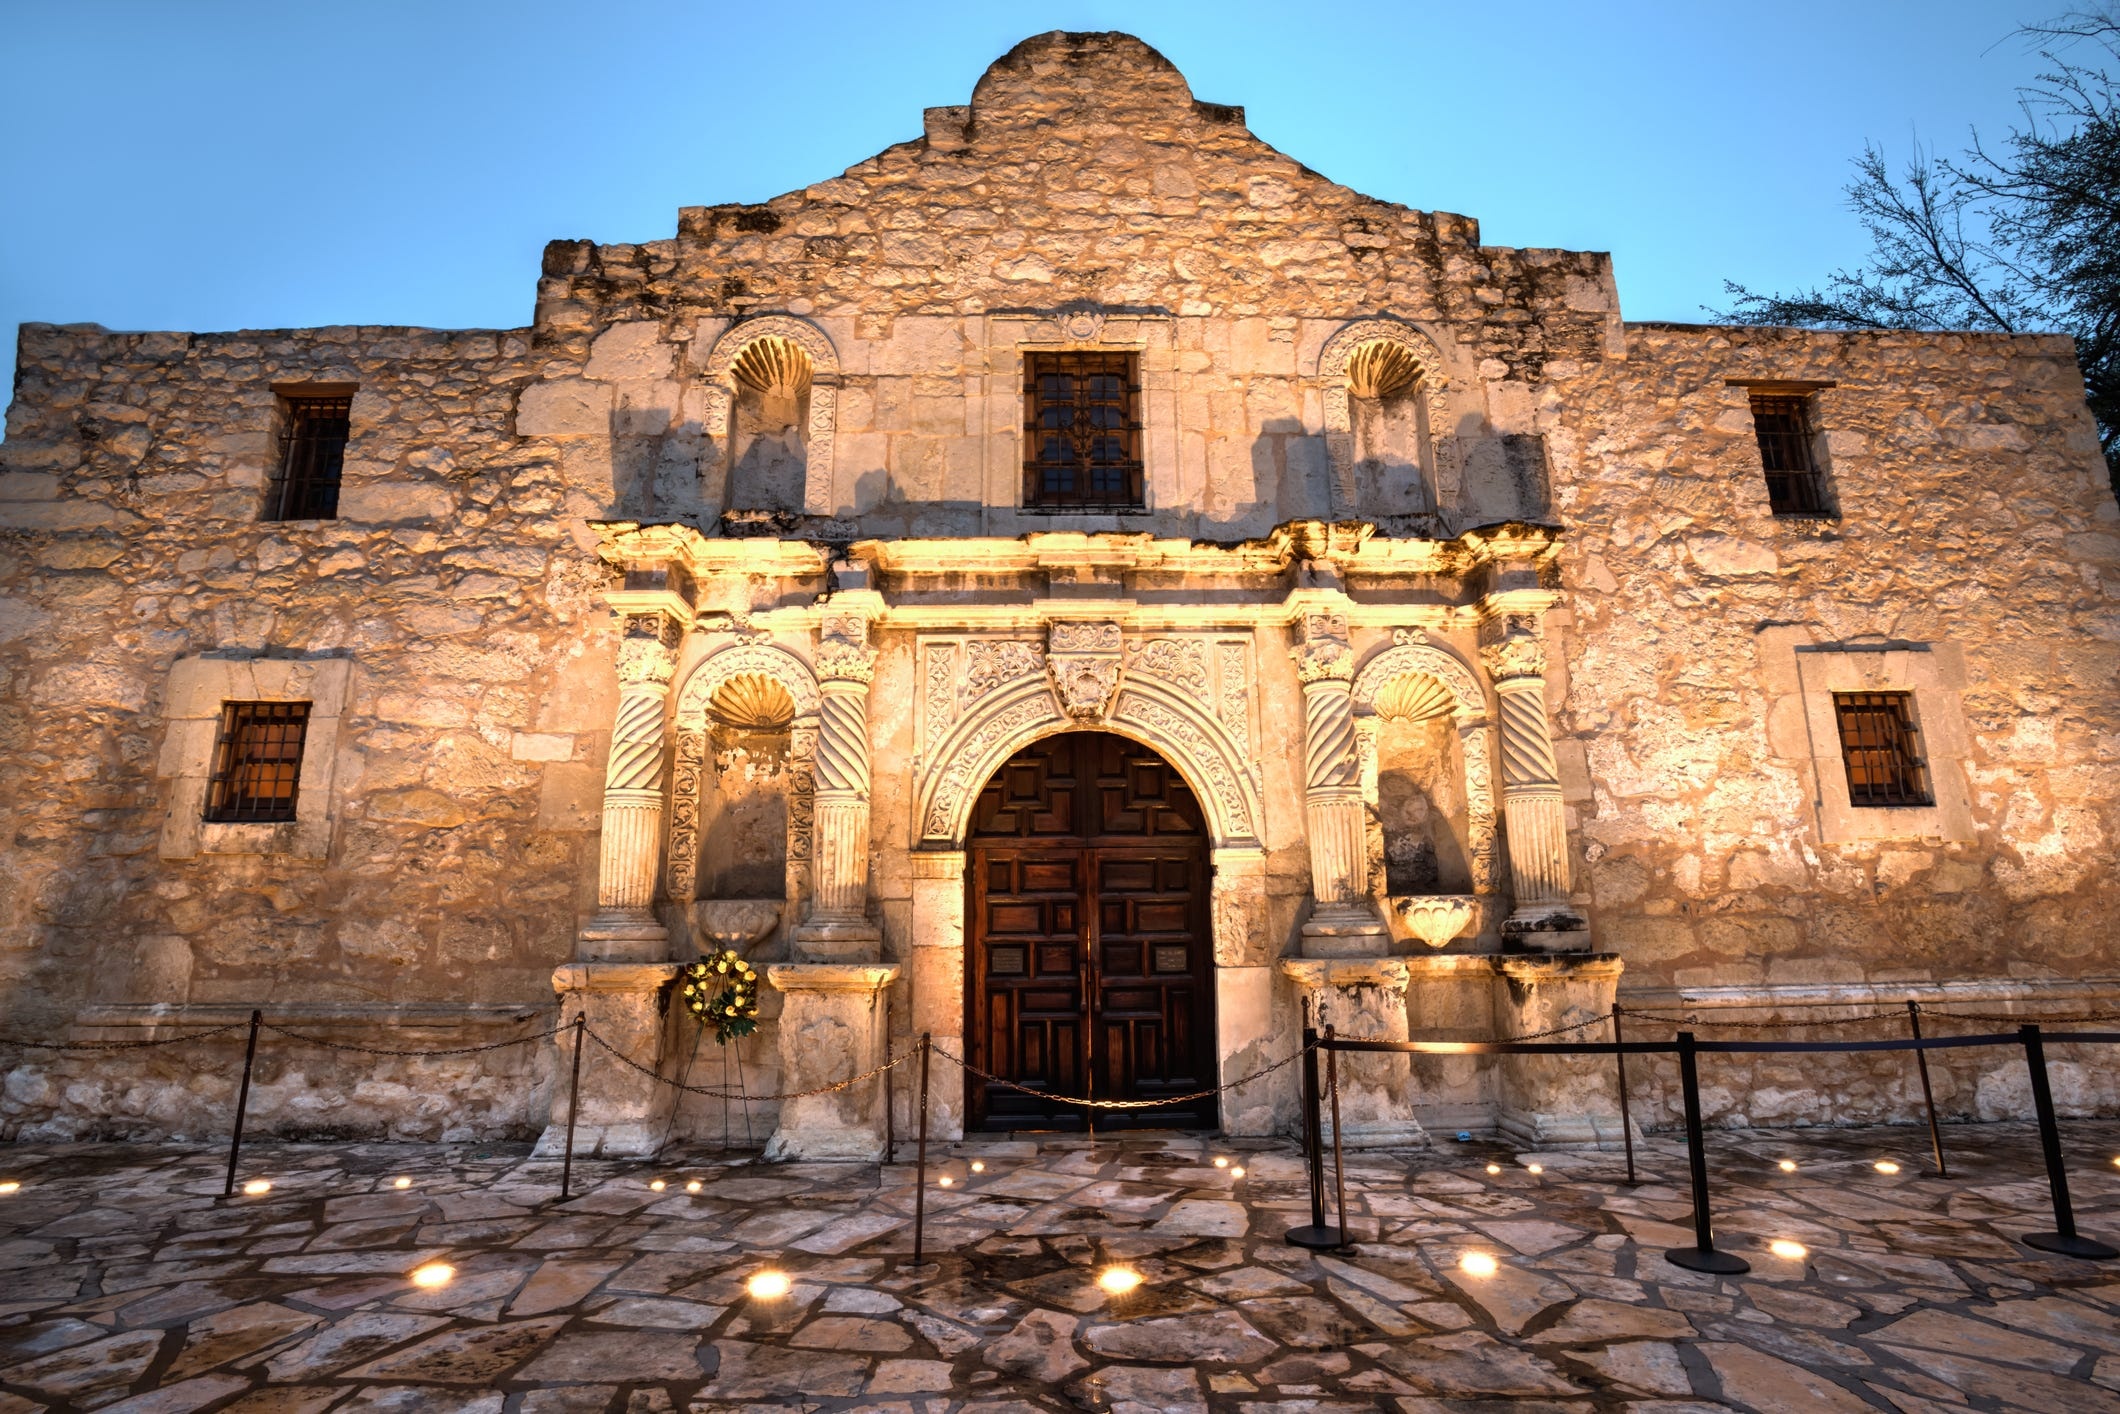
[1047,621,1123,721]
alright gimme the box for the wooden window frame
[1831,691,1934,808]
[1021,351,1146,512]
[204,701,313,823]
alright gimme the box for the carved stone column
[1480,613,1589,952]
[582,608,683,962]
[795,599,882,962]
[1291,604,1389,955]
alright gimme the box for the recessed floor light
[1874,1160,1901,1175]
[393,1177,412,1189]
[1769,1239,1808,1260]
[1098,1266,1143,1294]
[1486,1163,1502,1175]
[0,1182,19,1194]
[938,1175,953,1186]
[1459,1252,1499,1278]
[685,1179,702,1193]
[1230,1166,1245,1178]
[649,1179,666,1191]
[1526,1163,1544,1174]
[970,1161,985,1173]
[410,1262,454,1288]
[242,1179,271,1196]
[1778,1160,1797,1173]
[746,1270,791,1300]
[1214,1157,1229,1168]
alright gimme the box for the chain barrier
[582,1023,916,1102]
[258,1020,562,1058]
[1621,1007,1910,1030]
[928,1037,1317,1111]
[1506,1011,1615,1041]
[0,1021,249,1052]
[1923,1006,2120,1025]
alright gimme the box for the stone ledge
[75,1002,545,1030]
[1621,977,2120,1009]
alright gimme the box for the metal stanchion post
[2019,1023,2118,1259]
[560,1013,584,1201]
[222,1009,263,1199]
[1326,1025,1349,1250]
[1286,1025,1342,1250]
[1906,1001,1948,1178]
[1662,1031,1749,1274]
[882,995,894,1163]
[1612,1003,1638,1185]
[913,1033,932,1267]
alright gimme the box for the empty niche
[727,336,811,515]
[1368,675,1472,896]
[1347,340,1432,517]
[696,672,795,898]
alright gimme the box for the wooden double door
[966,732,1216,1130]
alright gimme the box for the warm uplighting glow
[0,1182,18,1194]
[1768,1239,1809,1260]
[970,1161,985,1173]
[649,1179,666,1191]
[746,1270,792,1300]
[1098,1266,1143,1295]
[1214,1157,1230,1168]
[242,1179,272,1196]
[393,1177,412,1189]
[1526,1163,1544,1175]
[685,1179,702,1193]
[1459,1252,1499,1278]
[938,1175,953,1186]
[1778,1160,1798,1173]
[1230,1166,1245,1178]
[410,1262,454,1288]
[1486,1163,1502,1175]
[1874,1160,1901,1175]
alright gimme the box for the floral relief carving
[1216,640,1251,761]
[1114,693,1255,840]
[616,613,683,687]
[1478,614,1547,682]
[1129,637,1210,697]
[923,641,960,749]
[922,693,1059,841]
[964,640,1045,705]
[1047,621,1124,721]
[666,727,708,903]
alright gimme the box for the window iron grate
[205,701,312,823]
[1749,395,1828,516]
[1022,351,1144,511]
[1832,691,1933,807]
[267,396,351,521]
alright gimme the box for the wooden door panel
[968,732,1214,1130]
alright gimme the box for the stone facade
[1,32,2115,1149]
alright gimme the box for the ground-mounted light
[1097,1266,1143,1295]
[1230,1166,1245,1178]
[1768,1239,1808,1260]
[685,1179,702,1193]
[242,1179,272,1196]
[1525,1163,1544,1175]
[938,1175,953,1186]
[746,1270,792,1300]
[1214,1157,1229,1168]
[393,1177,412,1190]
[0,1182,19,1194]
[1485,1163,1502,1175]
[970,1161,985,1173]
[1459,1252,1499,1278]
[1778,1160,1798,1173]
[649,1179,667,1191]
[410,1262,454,1288]
[1873,1160,1901,1175]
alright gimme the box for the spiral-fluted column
[1480,613,1587,950]
[795,608,882,960]
[581,610,682,962]
[1291,606,1388,954]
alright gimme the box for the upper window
[1023,352,1143,511]
[1748,394,1828,516]
[205,701,312,823]
[1832,692,1933,807]
[266,394,352,521]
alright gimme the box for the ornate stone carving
[1216,641,1250,758]
[616,613,682,688]
[965,640,1044,704]
[1059,304,1107,341]
[923,641,959,747]
[1317,318,1453,519]
[923,692,1058,840]
[701,315,841,516]
[802,607,881,950]
[1047,621,1123,721]
[1350,638,1483,720]
[815,640,878,684]
[1479,614,1548,683]
[1291,611,1354,683]
[1128,637,1209,697]
[674,643,821,727]
[1460,720,1502,894]
[666,727,707,905]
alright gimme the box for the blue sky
[0,1,2068,406]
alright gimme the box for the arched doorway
[965,731,1217,1130]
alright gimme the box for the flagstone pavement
[0,1122,2117,1413]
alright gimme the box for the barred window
[1832,692,1933,807]
[204,702,312,823]
[1023,352,1144,511]
[1749,394,1828,516]
[266,395,352,521]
